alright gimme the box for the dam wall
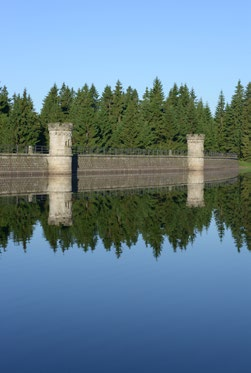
[0,125,239,177]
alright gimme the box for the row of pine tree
[0,78,250,159]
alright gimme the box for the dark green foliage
[59,83,75,118]
[242,83,251,161]
[0,85,12,146]
[40,84,61,145]
[1,79,250,157]
[115,86,153,148]
[70,84,99,146]
[164,84,204,150]
[95,85,114,148]
[226,80,244,156]
[147,77,166,147]
[9,89,41,146]
[214,91,226,151]
[0,196,42,251]
[1,175,250,255]
[40,83,74,145]
[198,102,216,151]
[0,85,11,114]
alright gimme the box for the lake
[0,173,250,373]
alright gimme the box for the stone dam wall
[0,153,239,177]
[0,154,48,176]
[75,154,188,174]
[0,126,238,176]
[204,157,238,170]
[0,153,239,176]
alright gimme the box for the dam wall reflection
[0,169,239,226]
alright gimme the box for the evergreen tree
[196,101,215,151]
[223,103,233,152]
[227,80,244,156]
[109,80,125,146]
[114,87,144,148]
[0,86,12,147]
[40,84,62,145]
[242,82,251,160]
[173,84,198,149]
[9,89,41,146]
[148,77,166,147]
[164,83,180,148]
[0,85,11,115]
[70,83,99,147]
[59,83,75,119]
[214,91,226,151]
[96,85,114,148]
[138,87,155,148]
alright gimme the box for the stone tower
[186,134,205,171]
[48,122,73,175]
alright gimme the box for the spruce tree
[223,103,233,152]
[0,86,12,147]
[173,84,198,149]
[227,80,244,156]
[199,102,215,151]
[114,87,144,148]
[40,84,62,145]
[148,77,166,147]
[109,80,125,146]
[9,89,41,147]
[242,82,251,160]
[0,85,11,115]
[164,83,180,149]
[70,84,99,147]
[214,91,226,151]
[96,85,114,148]
[59,83,74,119]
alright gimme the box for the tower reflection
[47,176,72,226]
[186,171,204,207]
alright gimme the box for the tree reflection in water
[0,173,250,257]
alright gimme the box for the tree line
[0,78,250,159]
[0,174,250,257]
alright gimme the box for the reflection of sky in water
[1,218,250,373]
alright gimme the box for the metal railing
[32,146,49,154]
[204,151,237,159]
[0,145,237,159]
[0,145,49,154]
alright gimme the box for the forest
[0,173,250,257]
[0,78,250,159]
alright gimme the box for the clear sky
[1,0,250,113]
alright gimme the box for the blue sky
[1,0,250,113]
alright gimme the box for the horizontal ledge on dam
[75,167,188,176]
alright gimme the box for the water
[0,174,250,373]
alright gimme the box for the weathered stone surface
[77,154,188,174]
[187,134,205,171]
[48,122,73,174]
[0,155,48,176]
[204,158,238,169]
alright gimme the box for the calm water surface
[0,174,250,373]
